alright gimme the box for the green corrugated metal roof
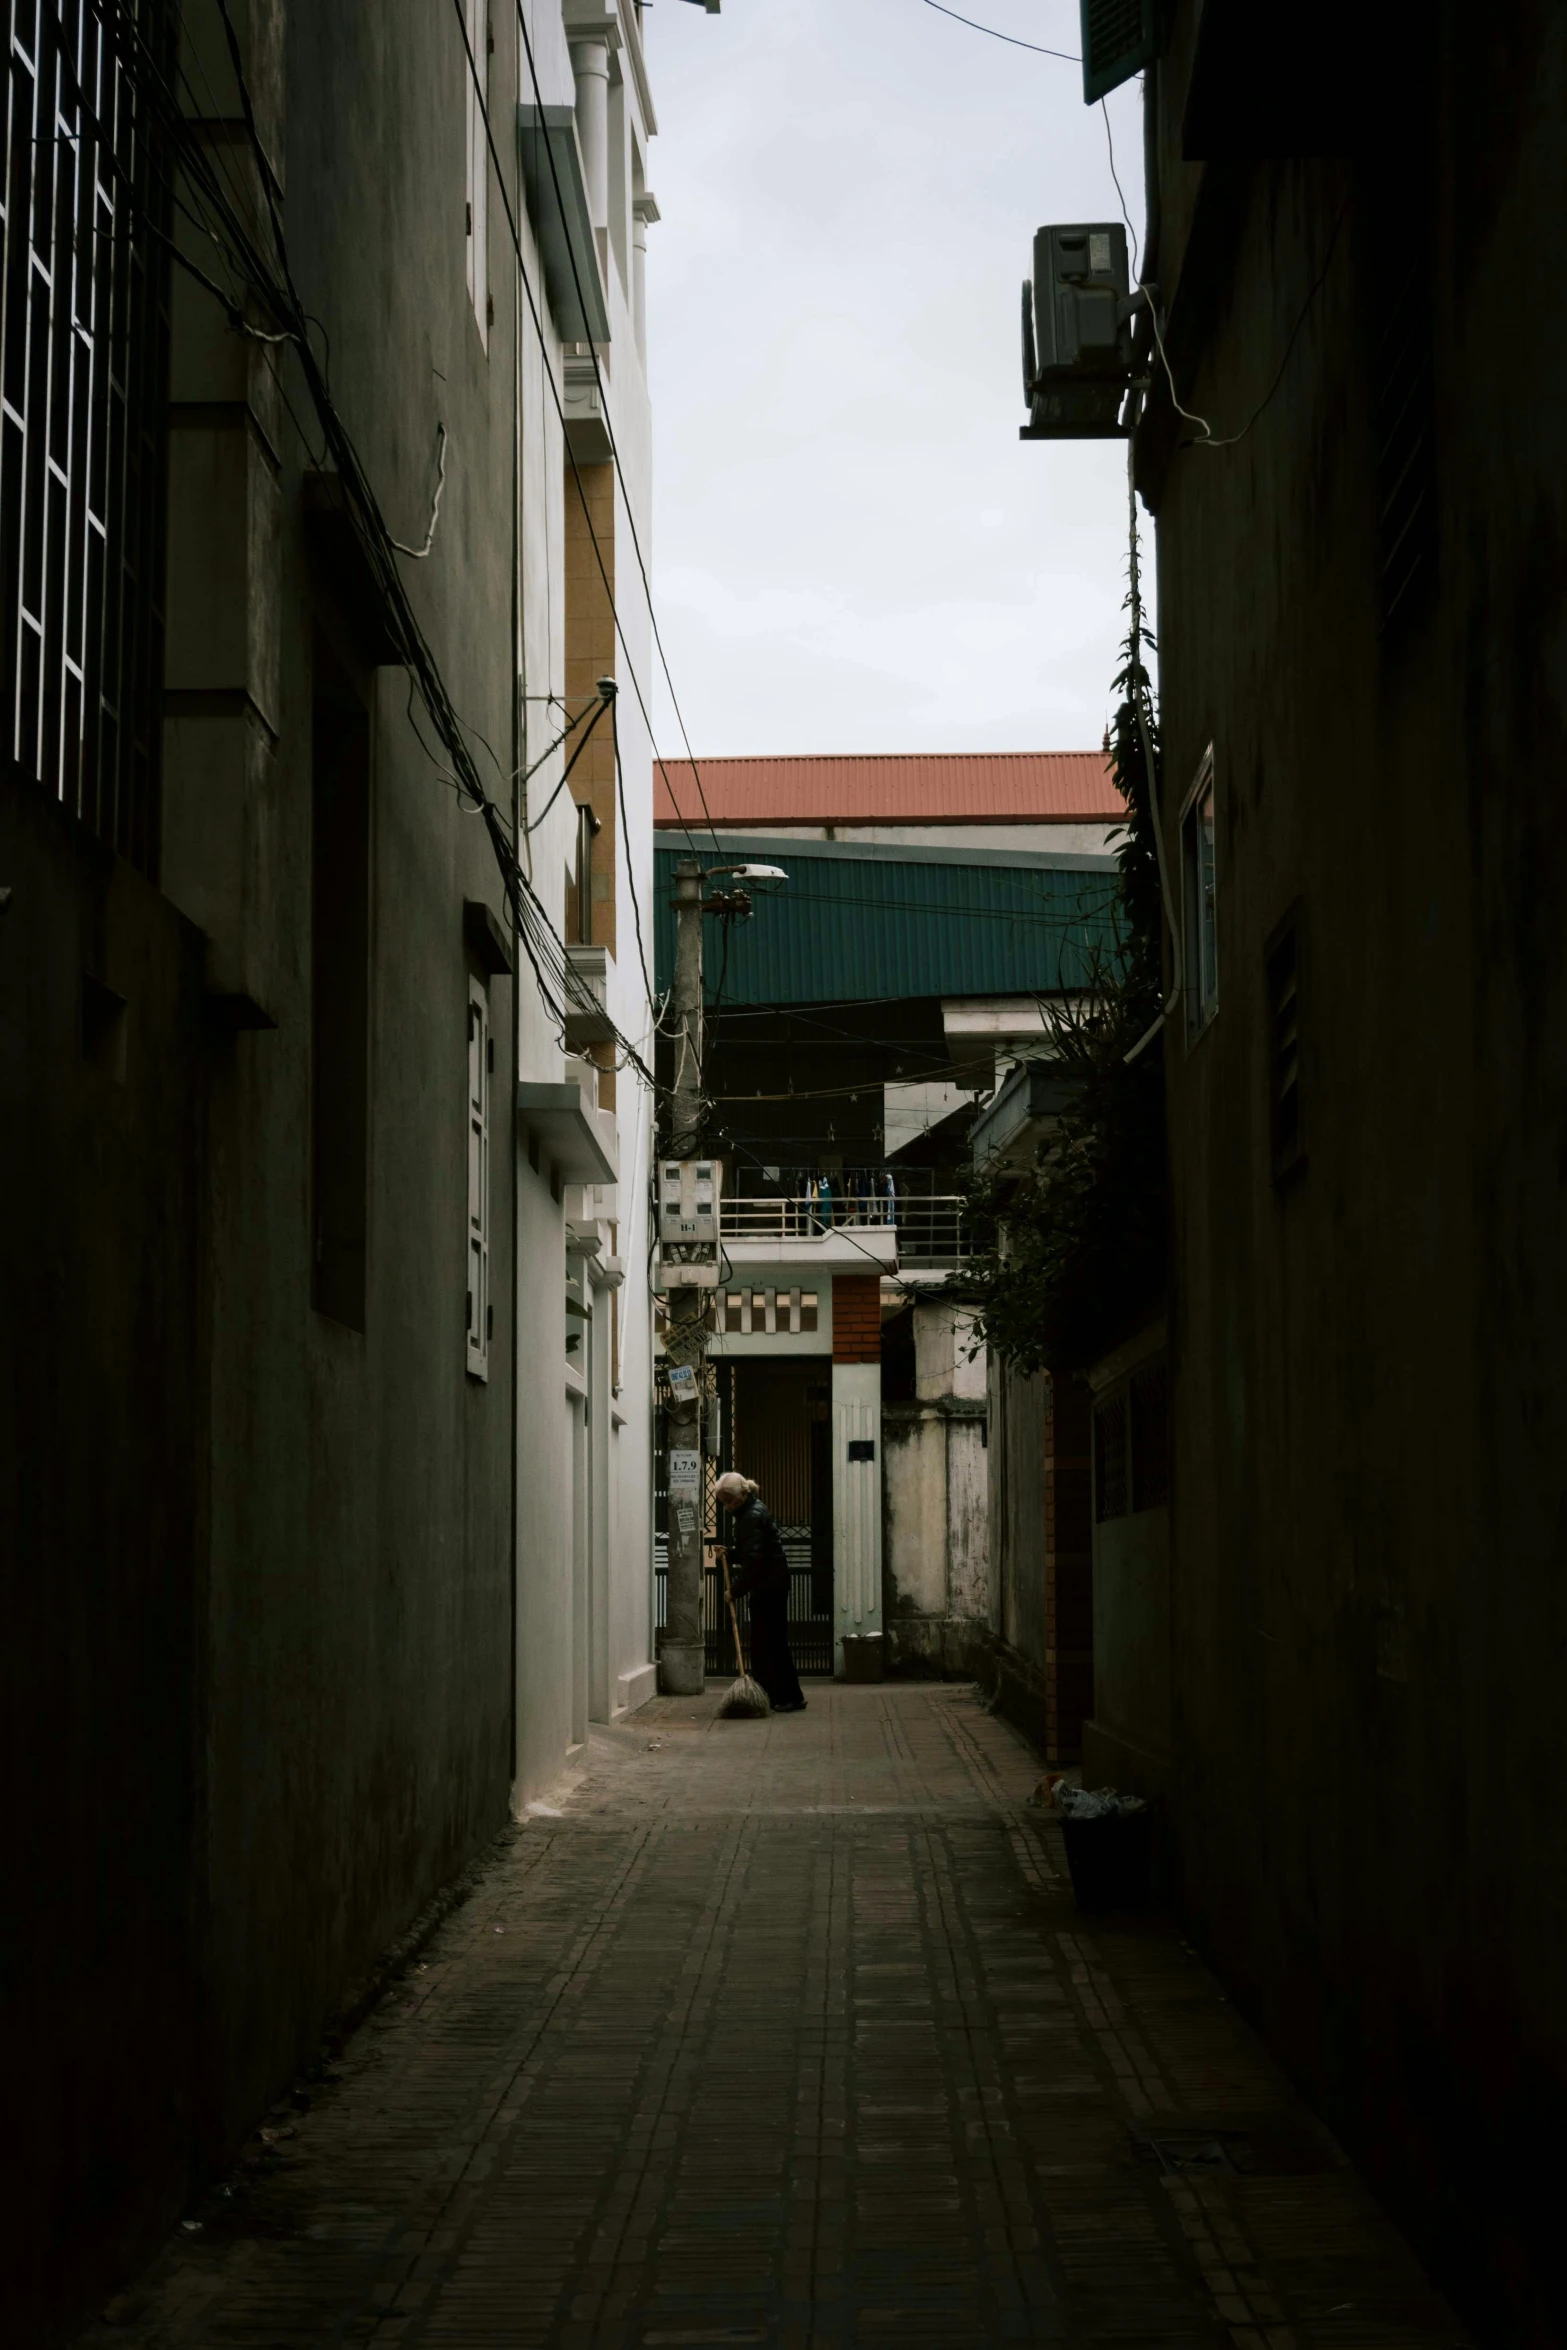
[652,840,1122,1006]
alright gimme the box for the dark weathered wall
[6,5,527,2335]
[984,1363,1091,1763]
[1,774,207,2334]
[1147,6,1567,2331]
[172,0,520,2177]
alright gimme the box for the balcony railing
[892,1197,973,1265]
[719,1196,972,1265]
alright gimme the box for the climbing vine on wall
[952,613,1168,1377]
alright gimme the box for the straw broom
[717,1549,770,1719]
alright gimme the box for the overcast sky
[641,0,1145,760]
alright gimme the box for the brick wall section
[831,1276,882,1364]
[1043,1376,1092,1764]
[562,460,617,958]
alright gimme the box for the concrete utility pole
[660,858,708,1697]
[658,855,787,1696]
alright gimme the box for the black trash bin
[1060,1806,1152,1912]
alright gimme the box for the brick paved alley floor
[83,1686,1469,2349]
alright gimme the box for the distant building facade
[653,756,1119,1686]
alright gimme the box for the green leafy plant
[951,620,1167,1376]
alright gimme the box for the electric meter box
[655,1158,723,1287]
[659,1159,721,1244]
[1021,222,1134,439]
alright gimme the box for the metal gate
[655,1356,836,1677]
[654,1546,835,1679]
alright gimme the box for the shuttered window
[1181,747,1219,1041]
[1265,907,1304,1182]
[1079,0,1157,105]
[466,978,491,1378]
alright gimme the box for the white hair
[714,1473,759,1503]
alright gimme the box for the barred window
[2,0,170,868]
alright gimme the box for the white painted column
[831,1362,883,1674]
[587,1249,615,1722]
[632,190,659,360]
[571,39,610,229]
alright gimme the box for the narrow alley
[87,1687,1465,2350]
[9,0,1567,2339]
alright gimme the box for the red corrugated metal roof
[654,751,1122,828]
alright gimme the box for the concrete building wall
[159,0,522,2181]
[4,1,665,2330]
[1144,6,1567,2327]
[1082,1509,1171,1800]
[510,0,660,1795]
[884,1301,990,1674]
[885,1409,949,1623]
[983,1359,1092,1764]
[2,780,209,2338]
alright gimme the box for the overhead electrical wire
[611,695,659,1021]
[120,0,659,1086]
[1100,100,1351,452]
[136,0,659,1065]
[446,0,719,879]
[655,882,1115,937]
[919,0,1079,61]
[506,0,724,863]
[704,1067,998,1104]
[390,421,448,557]
[523,689,613,833]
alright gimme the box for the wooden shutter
[466,980,490,1378]
[1265,907,1304,1183]
[1079,0,1157,105]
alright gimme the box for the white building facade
[511,0,689,1796]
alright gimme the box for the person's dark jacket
[727,1496,789,1598]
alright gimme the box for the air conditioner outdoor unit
[1020,222,1137,441]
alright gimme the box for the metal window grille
[3,0,170,869]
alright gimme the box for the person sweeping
[716,1473,807,1714]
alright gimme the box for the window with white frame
[463,0,490,346]
[466,980,491,1377]
[1181,746,1219,1040]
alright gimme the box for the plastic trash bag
[1054,1784,1147,1820]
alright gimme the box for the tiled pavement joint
[78,1689,1468,2350]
